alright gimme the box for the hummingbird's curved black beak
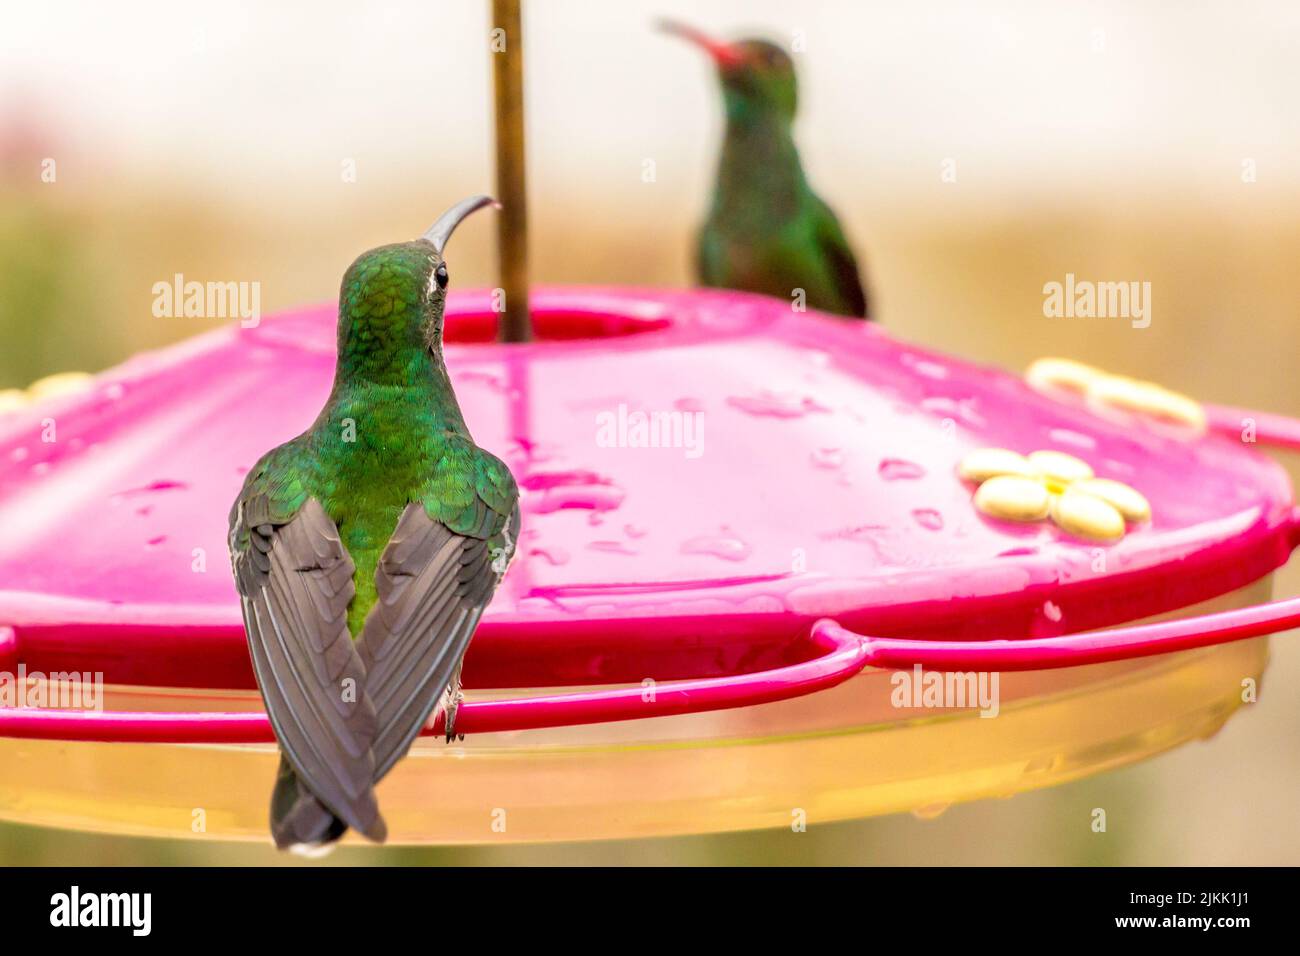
[657,18,742,68]
[422,195,501,255]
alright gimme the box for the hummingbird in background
[660,20,870,319]
[228,196,520,853]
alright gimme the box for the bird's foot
[443,687,465,744]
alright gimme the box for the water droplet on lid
[588,540,636,556]
[879,458,926,481]
[511,436,547,463]
[116,480,188,496]
[1043,600,1062,622]
[529,546,570,566]
[674,397,704,413]
[1047,428,1096,450]
[681,531,751,562]
[901,354,949,380]
[804,349,831,367]
[458,369,507,392]
[522,469,603,491]
[10,447,28,462]
[726,391,830,419]
[810,448,843,470]
[31,461,50,476]
[912,508,944,531]
[821,524,887,544]
[920,396,985,427]
[624,524,647,539]
[524,470,625,515]
[110,479,188,506]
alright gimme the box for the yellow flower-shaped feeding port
[959,447,1151,543]
[1025,357,1206,435]
[0,389,27,414]
[0,371,95,415]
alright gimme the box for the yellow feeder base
[0,580,1269,845]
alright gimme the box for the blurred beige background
[2,0,1299,864]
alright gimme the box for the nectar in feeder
[1,283,1297,845]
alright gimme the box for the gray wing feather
[233,496,384,840]
[359,502,514,779]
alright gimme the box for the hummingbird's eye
[434,263,449,289]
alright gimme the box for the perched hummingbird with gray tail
[228,195,520,853]
[660,20,870,319]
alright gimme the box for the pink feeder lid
[0,287,1294,691]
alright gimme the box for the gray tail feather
[269,757,386,853]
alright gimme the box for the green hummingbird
[228,196,520,853]
[661,20,870,319]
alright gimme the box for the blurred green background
[2,0,1299,864]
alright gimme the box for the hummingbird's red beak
[657,19,743,69]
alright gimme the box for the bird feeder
[2,288,1299,843]
[4,4,1300,844]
